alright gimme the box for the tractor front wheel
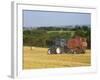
[48,49,52,54]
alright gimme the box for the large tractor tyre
[56,47,62,54]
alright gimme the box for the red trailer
[67,36,87,53]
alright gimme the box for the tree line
[23,25,91,49]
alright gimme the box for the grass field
[23,46,91,69]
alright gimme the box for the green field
[23,46,91,69]
[47,30,75,33]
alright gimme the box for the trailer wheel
[56,47,62,54]
[81,49,85,54]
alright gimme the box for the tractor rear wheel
[56,47,62,54]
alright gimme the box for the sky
[23,10,91,27]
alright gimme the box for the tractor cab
[54,38,66,48]
[48,38,67,54]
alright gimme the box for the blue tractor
[48,38,68,54]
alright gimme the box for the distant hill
[23,25,90,31]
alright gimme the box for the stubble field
[23,46,91,69]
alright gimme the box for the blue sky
[23,10,91,27]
